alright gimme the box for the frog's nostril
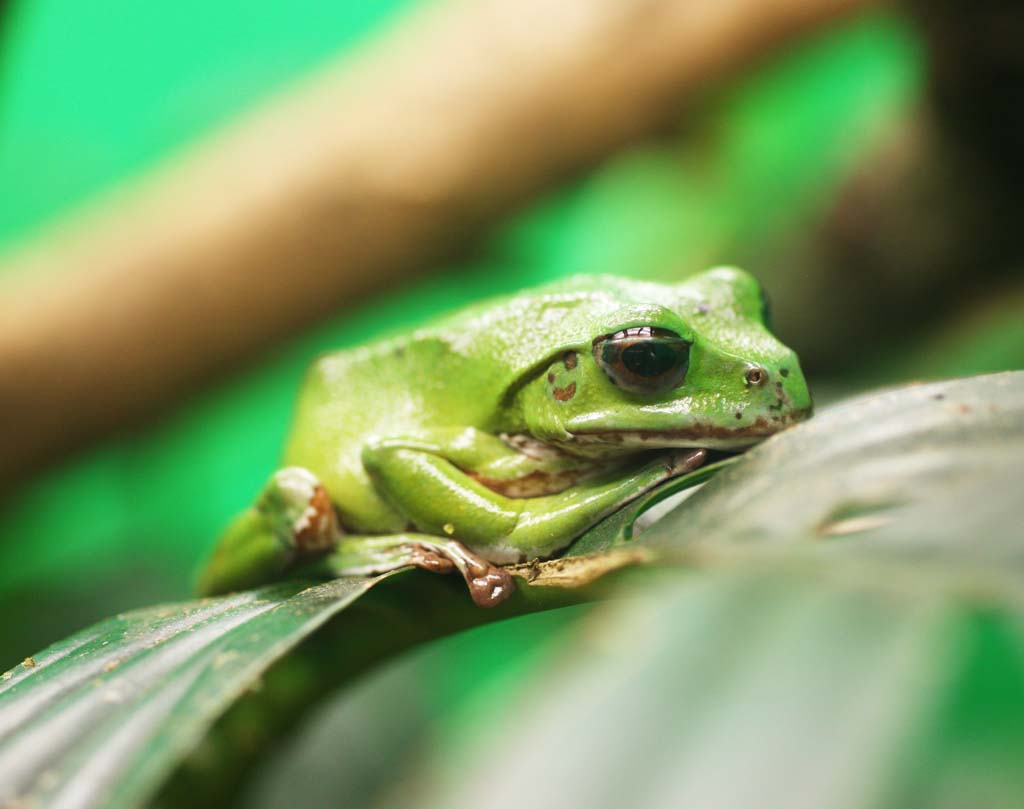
[744,367,768,387]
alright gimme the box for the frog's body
[199,269,812,605]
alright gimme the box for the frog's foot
[393,538,515,608]
[421,539,515,608]
[332,534,514,608]
[263,467,341,561]
[407,545,456,574]
[198,467,342,596]
[666,448,707,477]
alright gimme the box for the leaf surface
[0,577,386,809]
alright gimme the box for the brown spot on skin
[563,351,578,370]
[553,382,577,401]
[735,411,743,420]
[547,372,555,383]
[932,393,946,401]
[293,484,340,556]
[779,368,789,378]
[958,403,971,414]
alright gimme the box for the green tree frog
[198,268,812,606]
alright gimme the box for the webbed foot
[198,467,341,596]
[332,534,515,607]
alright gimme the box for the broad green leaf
[563,458,735,557]
[0,558,623,809]
[403,567,1024,809]
[0,577,388,809]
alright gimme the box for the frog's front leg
[360,430,705,564]
[197,467,341,596]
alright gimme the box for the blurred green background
[1,1,1021,804]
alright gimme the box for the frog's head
[514,268,812,456]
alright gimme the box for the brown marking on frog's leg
[471,467,585,498]
[292,482,341,558]
[563,350,578,369]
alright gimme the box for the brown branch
[0,0,872,489]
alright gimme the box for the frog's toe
[667,448,706,476]
[467,566,515,608]
[408,546,456,574]
[407,537,515,607]
[262,467,341,559]
[293,481,341,555]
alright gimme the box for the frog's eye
[593,327,690,395]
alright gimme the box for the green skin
[198,268,812,606]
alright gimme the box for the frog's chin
[562,411,812,453]
[565,430,758,453]
[561,407,813,453]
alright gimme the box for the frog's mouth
[564,406,813,452]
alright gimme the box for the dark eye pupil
[593,326,691,395]
[621,342,677,378]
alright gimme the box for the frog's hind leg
[327,534,514,608]
[197,467,341,596]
